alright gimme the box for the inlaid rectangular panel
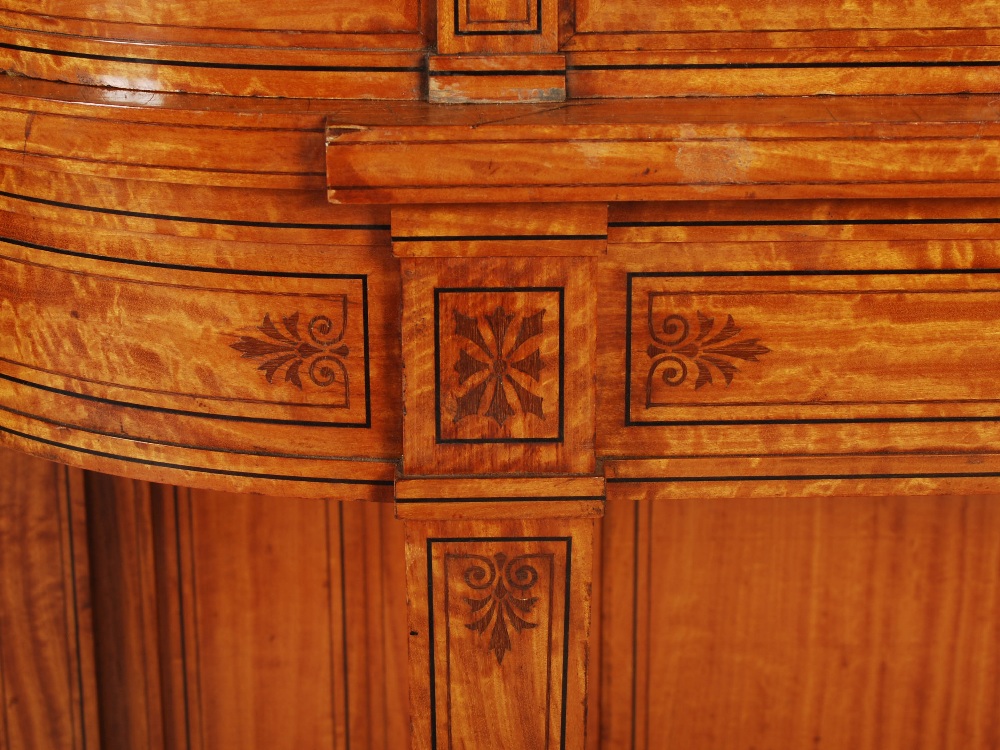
[402,258,595,475]
[405,519,595,750]
[574,0,1000,34]
[436,0,558,54]
[436,286,563,443]
[0,234,402,477]
[0,258,369,425]
[625,270,1000,425]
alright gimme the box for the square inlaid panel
[402,258,595,475]
[435,287,563,444]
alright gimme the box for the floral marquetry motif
[435,287,564,444]
[456,551,545,664]
[231,306,351,396]
[402,257,595,475]
[410,529,590,750]
[645,310,771,402]
[452,306,547,427]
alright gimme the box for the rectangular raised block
[392,203,606,257]
[395,476,605,519]
[436,0,557,54]
[401,257,596,475]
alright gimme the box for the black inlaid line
[0,371,369,429]
[0,234,375,278]
[629,416,1000,426]
[559,536,572,750]
[624,273,635,427]
[338,503,352,750]
[626,268,1000,278]
[171,488,194,750]
[394,234,605,242]
[0,399,378,462]
[630,503,639,750]
[0,41,423,72]
[361,277,373,428]
[610,218,1000,229]
[607,471,1000,484]
[62,467,88,750]
[395,495,605,503]
[429,69,564,77]
[426,536,573,749]
[0,188,390,231]
[569,60,1000,71]
[0,424,395,485]
[453,0,543,36]
[426,538,437,750]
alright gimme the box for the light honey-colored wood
[391,202,606,257]
[401,256,596,476]
[5,0,1000,747]
[69,473,412,750]
[428,55,566,104]
[396,476,605,520]
[326,96,1000,204]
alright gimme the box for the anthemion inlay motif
[646,309,770,402]
[231,302,350,395]
[454,552,542,665]
[452,306,546,426]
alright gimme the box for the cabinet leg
[401,513,597,750]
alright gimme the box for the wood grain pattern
[599,490,1000,749]
[629,271,999,421]
[396,476,605,520]
[405,517,595,750]
[401,257,596,476]
[0,1,429,99]
[392,202,606,257]
[605,454,1000,501]
[574,0,1000,35]
[84,473,167,749]
[0,162,390,247]
[428,55,566,104]
[0,447,99,750]
[326,96,1000,204]
[598,217,1000,458]
[566,54,1000,98]
[76,471,411,750]
[4,0,424,33]
[179,490,338,749]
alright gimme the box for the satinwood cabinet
[2,0,1000,748]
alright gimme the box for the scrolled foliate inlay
[231,306,350,394]
[458,551,541,665]
[646,309,770,400]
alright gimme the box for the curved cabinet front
[0,80,401,498]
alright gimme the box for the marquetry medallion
[436,288,564,443]
[400,257,595,476]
